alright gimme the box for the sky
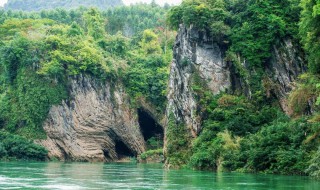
[0,0,6,7]
[0,0,182,7]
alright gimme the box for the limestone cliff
[37,25,305,162]
[167,26,231,135]
[37,75,146,162]
[166,25,305,136]
[266,39,305,114]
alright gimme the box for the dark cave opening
[115,139,135,159]
[137,108,164,149]
[103,149,111,160]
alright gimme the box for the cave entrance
[137,108,164,150]
[115,139,135,159]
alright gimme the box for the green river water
[0,162,319,189]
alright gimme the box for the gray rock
[266,39,305,114]
[166,25,306,136]
[167,25,231,135]
[36,75,146,162]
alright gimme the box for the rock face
[167,26,231,135]
[37,25,306,162]
[166,25,305,136]
[37,76,146,162]
[266,39,305,114]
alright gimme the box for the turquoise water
[0,162,319,189]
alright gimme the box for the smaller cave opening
[102,149,111,161]
[138,108,164,150]
[115,139,135,159]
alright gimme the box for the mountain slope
[4,0,123,11]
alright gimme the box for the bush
[165,112,192,168]
[190,134,222,170]
[206,94,278,136]
[167,0,230,43]
[124,55,169,112]
[0,68,67,139]
[288,74,319,116]
[235,118,316,175]
[146,136,163,150]
[186,89,320,175]
[306,148,320,178]
[300,0,320,74]
[0,142,7,157]
[0,131,48,160]
[140,149,163,160]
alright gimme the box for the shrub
[0,131,48,160]
[238,118,316,175]
[0,142,7,157]
[288,74,319,116]
[306,147,320,178]
[165,112,192,168]
[140,149,163,160]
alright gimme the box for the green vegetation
[0,3,170,37]
[300,0,320,74]
[167,0,300,91]
[0,68,67,139]
[0,0,319,179]
[306,147,320,178]
[165,112,192,168]
[236,118,318,175]
[146,136,163,150]
[179,92,319,175]
[104,3,170,36]
[0,4,172,160]
[167,0,230,43]
[165,0,320,177]
[0,11,114,139]
[0,131,48,161]
[288,73,320,116]
[139,149,163,161]
[189,94,277,170]
[4,0,123,11]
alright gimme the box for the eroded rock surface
[37,76,146,162]
[167,25,231,135]
[267,39,305,114]
[166,25,305,136]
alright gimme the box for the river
[0,162,319,189]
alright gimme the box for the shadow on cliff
[115,140,135,159]
[137,108,164,150]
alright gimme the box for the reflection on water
[0,161,319,189]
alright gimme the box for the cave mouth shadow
[105,129,136,160]
[115,139,135,159]
[137,108,164,149]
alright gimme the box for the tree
[139,29,162,55]
[67,22,84,36]
[167,0,230,43]
[83,8,105,40]
[99,32,129,56]
[300,0,320,73]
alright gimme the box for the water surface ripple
[0,162,319,189]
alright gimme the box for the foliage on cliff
[190,94,318,175]
[167,0,300,91]
[165,112,192,168]
[0,5,172,140]
[166,0,320,177]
